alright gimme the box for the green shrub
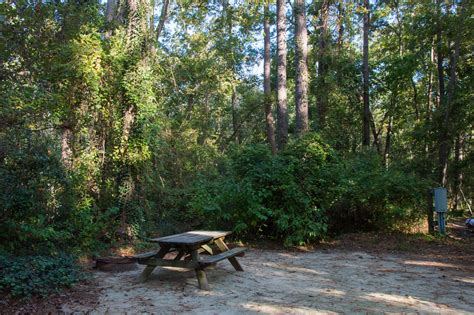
[0,133,73,254]
[191,134,331,246]
[323,151,428,233]
[0,253,84,298]
[190,134,428,244]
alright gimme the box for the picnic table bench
[135,230,246,290]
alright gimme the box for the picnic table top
[150,230,232,247]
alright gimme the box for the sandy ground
[61,248,474,314]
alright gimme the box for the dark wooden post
[427,190,434,235]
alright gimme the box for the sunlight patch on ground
[261,262,327,276]
[403,260,458,268]
[310,288,346,297]
[453,277,474,284]
[64,250,474,314]
[277,252,303,258]
[362,292,455,313]
[241,302,337,314]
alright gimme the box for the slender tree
[106,0,117,23]
[276,0,288,149]
[155,0,170,42]
[294,0,309,134]
[264,1,277,154]
[362,0,370,147]
[336,1,344,49]
[437,0,464,187]
[317,0,330,130]
[227,3,241,144]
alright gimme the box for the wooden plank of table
[138,258,199,269]
[201,244,214,255]
[186,230,232,239]
[152,233,213,247]
[192,249,209,290]
[214,238,244,271]
[150,231,232,244]
[138,245,170,283]
[199,247,246,265]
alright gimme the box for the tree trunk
[231,87,241,144]
[369,111,380,154]
[264,2,277,154]
[276,0,288,149]
[383,116,392,167]
[427,190,435,235]
[155,0,170,43]
[427,43,435,118]
[294,0,309,135]
[61,126,73,170]
[317,0,329,129]
[411,78,419,121]
[362,0,370,147]
[436,0,445,110]
[437,0,463,187]
[122,105,135,146]
[198,93,210,145]
[436,7,447,187]
[106,0,117,23]
[224,1,240,144]
[452,134,464,211]
[337,1,345,49]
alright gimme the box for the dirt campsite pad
[58,246,474,314]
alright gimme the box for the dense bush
[323,151,429,233]
[0,132,72,254]
[0,130,114,254]
[190,134,428,244]
[191,134,332,245]
[0,253,84,298]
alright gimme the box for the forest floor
[5,220,474,314]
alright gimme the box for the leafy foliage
[324,151,429,233]
[191,134,427,244]
[0,253,84,298]
[191,141,328,246]
[0,0,471,256]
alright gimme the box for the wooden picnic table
[136,230,246,290]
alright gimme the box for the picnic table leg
[214,238,244,272]
[139,246,169,283]
[201,244,214,255]
[174,250,185,261]
[191,249,210,290]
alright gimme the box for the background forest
[0,0,472,285]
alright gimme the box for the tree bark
[106,0,117,23]
[122,105,135,146]
[383,116,392,167]
[436,0,445,110]
[198,93,210,145]
[362,0,370,147]
[452,134,464,211]
[369,111,381,154]
[276,0,288,150]
[264,2,277,154]
[437,0,463,187]
[294,0,309,135]
[336,1,344,49]
[155,0,170,43]
[223,1,240,144]
[427,43,435,119]
[411,78,419,121]
[317,0,329,129]
[427,190,435,235]
[61,126,73,170]
[231,86,241,144]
